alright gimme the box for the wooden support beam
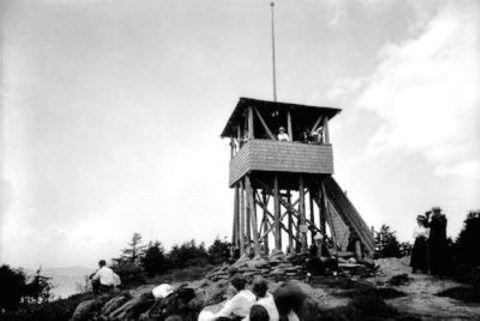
[260,210,300,243]
[309,190,316,244]
[310,115,324,135]
[325,203,338,251]
[273,175,281,251]
[248,106,254,139]
[280,195,300,210]
[230,137,235,159]
[319,184,327,235]
[246,185,251,244]
[246,175,260,256]
[287,110,293,141]
[287,191,293,251]
[299,176,307,254]
[239,180,246,255]
[233,185,239,246]
[322,116,330,144]
[253,107,276,140]
[262,190,269,254]
[237,125,243,148]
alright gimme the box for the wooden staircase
[324,177,375,255]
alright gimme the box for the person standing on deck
[277,126,290,141]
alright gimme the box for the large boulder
[108,293,155,320]
[140,287,200,321]
[101,295,130,316]
[70,299,101,321]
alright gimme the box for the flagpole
[270,2,277,102]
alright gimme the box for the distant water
[27,267,94,299]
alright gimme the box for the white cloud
[330,1,480,180]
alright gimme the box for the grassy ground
[146,264,216,284]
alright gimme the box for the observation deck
[229,139,334,186]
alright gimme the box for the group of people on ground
[410,207,449,276]
[199,275,301,321]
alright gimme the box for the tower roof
[221,97,342,137]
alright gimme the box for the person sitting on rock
[90,259,121,294]
[246,277,279,321]
[198,274,256,321]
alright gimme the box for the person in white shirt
[90,260,121,294]
[277,127,290,142]
[198,275,256,321]
[410,215,429,274]
[246,277,279,321]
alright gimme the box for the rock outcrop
[70,252,378,320]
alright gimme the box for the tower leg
[319,183,326,235]
[299,175,307,254]
[246,175,260,256]
[262,191,269,255]
[287,190,293,253]
[246,186,252,245]
[309,190,316,244]
[239,180,246,255]
[233,185,239,246]
[273,175,281,251]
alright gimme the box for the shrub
[0,265,27,310]
[1,293,92,321]
[168,240,209,269]
[142,241,167,277]
[454,210,480,266]
[437,285,480,304]
[207,236,230,265]
[374,225,402,258]
[111,261,146,288]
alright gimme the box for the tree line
[2,209,480,313]
[110,234,231,286]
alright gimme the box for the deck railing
[229,139,334,186]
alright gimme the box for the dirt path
[374,258,480,320]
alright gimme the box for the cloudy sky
[1,0,479,269]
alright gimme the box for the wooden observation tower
[221,97,375,258]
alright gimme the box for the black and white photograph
[1,0,479,320]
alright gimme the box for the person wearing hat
[410,215,429,274]
[277,126,290,142]
[427,207,449,275]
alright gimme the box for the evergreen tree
[207,236,230,265]
[374,225,402,258]
[111,233,147,287]
[454,210,480,266]
[142,241,167,277]
[0,265,27,310]
[24,267,53,304]
[119,232,146,264]
[168,240,209,269]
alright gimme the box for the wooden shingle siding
[229,140,334,186]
